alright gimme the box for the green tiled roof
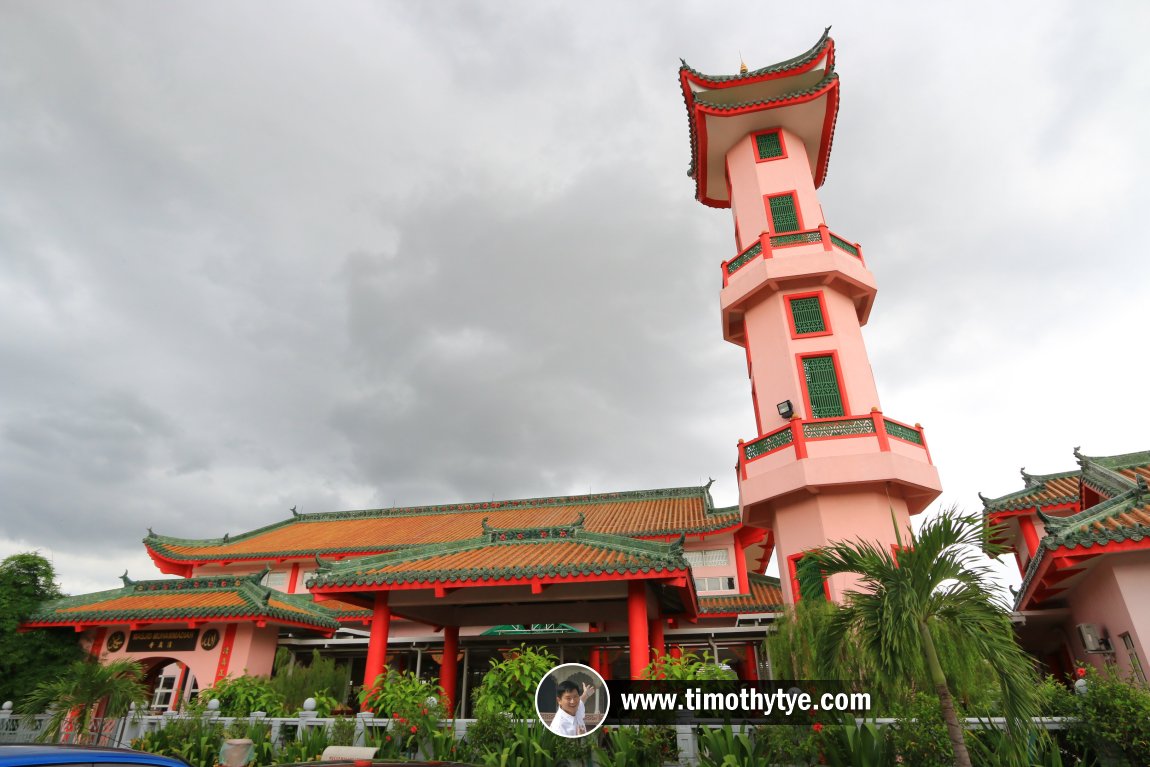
[980,468,1080,513]
[24,569,339,631]
[679,28,831,85]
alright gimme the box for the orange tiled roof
[981,470,1080,513]
[146,486,736,565]
[309,521,690,591]
[23,571,339,632]
[697,574,782,615]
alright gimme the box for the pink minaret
[680,31,942,604]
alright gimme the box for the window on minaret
[767,193,800,233]
[802,355,845,418]
[789,296,826,335]
[755,130,784,160]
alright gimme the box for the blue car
[0,745,192,767]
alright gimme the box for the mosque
[24,30,1143,715]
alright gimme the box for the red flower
[1075,667,1088,679]
[410,725,418,734]
[812,723,823,733]
[421,708,427,715]
[385,736,391,742]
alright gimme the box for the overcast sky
[2,2,1148,597]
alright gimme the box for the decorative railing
[739,412,931,478]
[722,224,865,285]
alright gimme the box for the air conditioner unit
[1077,623,1105,652]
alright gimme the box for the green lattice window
[768,193,800,233]
[755,131,783,160]
[802,355,844,418]
[789,296,826,335]
[794,555,827,602]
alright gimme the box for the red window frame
[785,291,833,339]
[763,190,804,234]
[752,129,788,163]
[795,350,850,420]
[787,551,831,603]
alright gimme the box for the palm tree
[20,658,149,743]
[808,506,1038,767]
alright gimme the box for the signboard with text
[126,629,199,653]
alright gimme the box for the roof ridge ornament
[250,565,271,583]
[120,570,135,588]
[290,506,299,517]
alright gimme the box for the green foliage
[359,667,445,756]
[269,648,351,714]
[0,552,84,706]
[329,716,357,747]
[1034,676,1076,718]
[641,650,737,681]
[225,719,276,767]
[198,673,287,717]
[472,643,557,719]
[131,708,224,767]
[753,724,820,764]
[459,709,517,763]
[820,721,894,767]
[695,723,771,766]
[474,719,585,767]
[809,506,1041,762]
[965,724,1077,767]
[594,725,674,767]
[20,657,148,743]
[1065,665,1150,764]
[885,693,953,767]
[273,724,330,764]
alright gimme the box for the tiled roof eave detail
[692,70,838,113]
[23,575,339,631]
[980,469,1081,513]
[144,485,735,562]
[679,28,831,86]
[309,528,691,590]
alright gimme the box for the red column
[441,626,459,716]
[649,617,665,660]
[1019,516,1041,558]
[670,645,683,659]
[588,623,601,676]
[627,581,650,680]
[744,643,759,681]
[363,592,392,698]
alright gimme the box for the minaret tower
[680,31,942,604]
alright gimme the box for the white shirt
[549,699,586,737]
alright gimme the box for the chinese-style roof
[145,485,736,574]
[680,28,840,206]
[995,448,1150,610]
[22,570,339,633]
[980,469,1080,513]
[308,518,691,592]
[697,573,783,616]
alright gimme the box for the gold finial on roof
[739,56,748,75]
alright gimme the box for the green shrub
[1066,665,1150,764]
[885,692,953,767]
[269,649,352,714]
[359,667,445,756]
[131,708,223,767]
[471,643,557,719]
[641,650,737,681]
[198,673,286,717]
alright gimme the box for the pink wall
[1066,559,1137,674]
[728,130,824,249]
[770,488,912,604]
